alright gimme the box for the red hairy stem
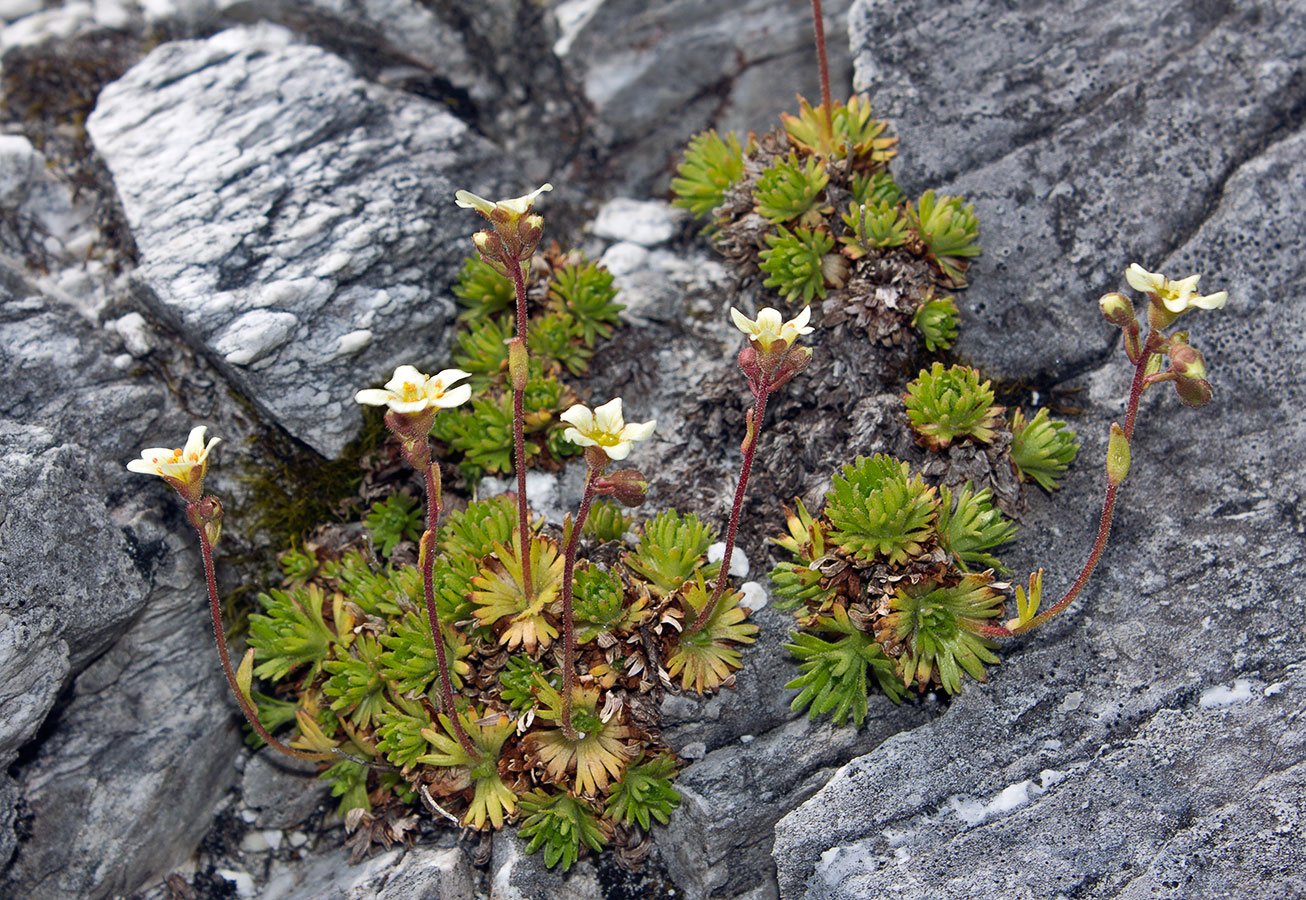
[690,381,772,633]
[1004,329,1162,637]
[195,522,331,762]
[508,257,534,600]
[559,464,601,740]
[422,462,477,755]
[811,0,834,130]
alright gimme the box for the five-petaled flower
[127,425,220,502]
[730,305,814,352]
[355,365,472,414]
[560,398,655,461]
[1125,263,1228,314]
[455,184,553,219]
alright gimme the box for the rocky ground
[1,1,1302,898]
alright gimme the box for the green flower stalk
[356,364,478,754]
[556,398,654,738]
[689,305,815,633]
[456,184,553,604]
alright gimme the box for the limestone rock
[558,0,855,192]
[87,24,508,457]
[772,109,1306,900]
[490,831,602,900]
[851,0,1306,381]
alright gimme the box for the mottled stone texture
[87,24,506,457]
[0,268,241,897]
[772,37,1306,897]
[852,0,1306,382]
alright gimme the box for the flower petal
[127,458,161,475]
[594,398,624,434]
[621,419,656,443]
[1192,290,1228,310]
[385,365,428,393]
[1125,263,1160,293]
[355,388,394,406]
[563,426,596,448]
[434,383,472,408]
[433,368,472,387]
[730,307,756,335]
[791,306,813,332]
[455,190,495,214]
[559,404,595,432]
[604,440,633,461]
[182,426,208,458]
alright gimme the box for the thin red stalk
[559,465,601,739]
[422,462,477,755]
[195,523,331,762]
[691,384,771,633]
[810,0,834,129]
[508,257,534,599]
[1004,330,1161,636]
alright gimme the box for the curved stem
[691,383,771,633]
[559,465,602,740]
[421,463,477,756]
[195,524,332,762]
[1007,329,1161,636]
[508,257,534,600]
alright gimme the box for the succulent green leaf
[902,363,1003,450]
[1010,408,1080,492]
[623,509,717,595]
[759,225,835,304]
[825,454,938,564]
[517,789,609,871]
[671,129,745,220]
[604,754,681,830]
[754,153,829,224]
[364,493,424,558]
[911,294,960,352]
[936,483,1018,572]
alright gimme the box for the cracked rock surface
[771,11,1306,891]
[88,23,508,457]
[1,0,1302,897]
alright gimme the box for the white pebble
[739,581,768,612]
[217,869,256,898]
[707,542,748,577]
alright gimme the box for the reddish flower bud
[594,469,648,507]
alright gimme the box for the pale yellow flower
[454,184,553,217]
[1125,263,1227,313]
[127,425,219,500]
[560,398,655,461]
[355,365,471,414]
[730,305,814,351]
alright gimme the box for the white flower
[355,365,472,414]
[127,425,219,499]
[560,397,655,461]
[730,305,814,351]
[454,184,553,217]
[1125,263,1227,313]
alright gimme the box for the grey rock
[0,134,89,270]
[851,0,1306,381]
[87,24,508,458]
[0,775,17,872]
[560,0,855,192]
[241,753,329,830]
[490,831,602,900]
[661,701,931,899]
[772,112,1306,899]
[262,843,475,900]
[0,268,242,897]
[590,197,683,247]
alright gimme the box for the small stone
[598,240,649,277]
[707,542,749,577]
[591,198,678,247]
[217,868,256,898]
[739,581,768,612]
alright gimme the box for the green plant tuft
[604,753,681,831]
[908,190,981,286]
[936,483,1017,572]
[878,575,1004,694]
[911,293,960,352]
[517,790,609,872]
[365,493,423,557]
[453,256,516,324]
[825,454,938,565]
[759,225,835,304]
[582,498,632,542]
[548,262,624,348]
[840,199,908,257]
[1010,408,1080,491]
[902,363,1003,450]
[623,509,717,595]
[786,605,906,725]
[850,170,904,207]
[666,574,760,692]
[671,129,746,220]
[247,584,338,682]
[781,95,897,169]
[754,153,829,225]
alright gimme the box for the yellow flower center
[398,381,422,401]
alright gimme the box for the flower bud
[594,469,648,507]
[186,495,224,546]
[1174,376,1213,408]
[1106,423,1130,487]
[508,337,530,391]
[1168,343,1207,381]
[769,345,813,392]
[1099,292,1135,328]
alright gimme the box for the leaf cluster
[670,129,745,220]
[902,362,1003,450]
[1010,408,1080,491]
[759,225,835,304]
[754,153,829,225]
